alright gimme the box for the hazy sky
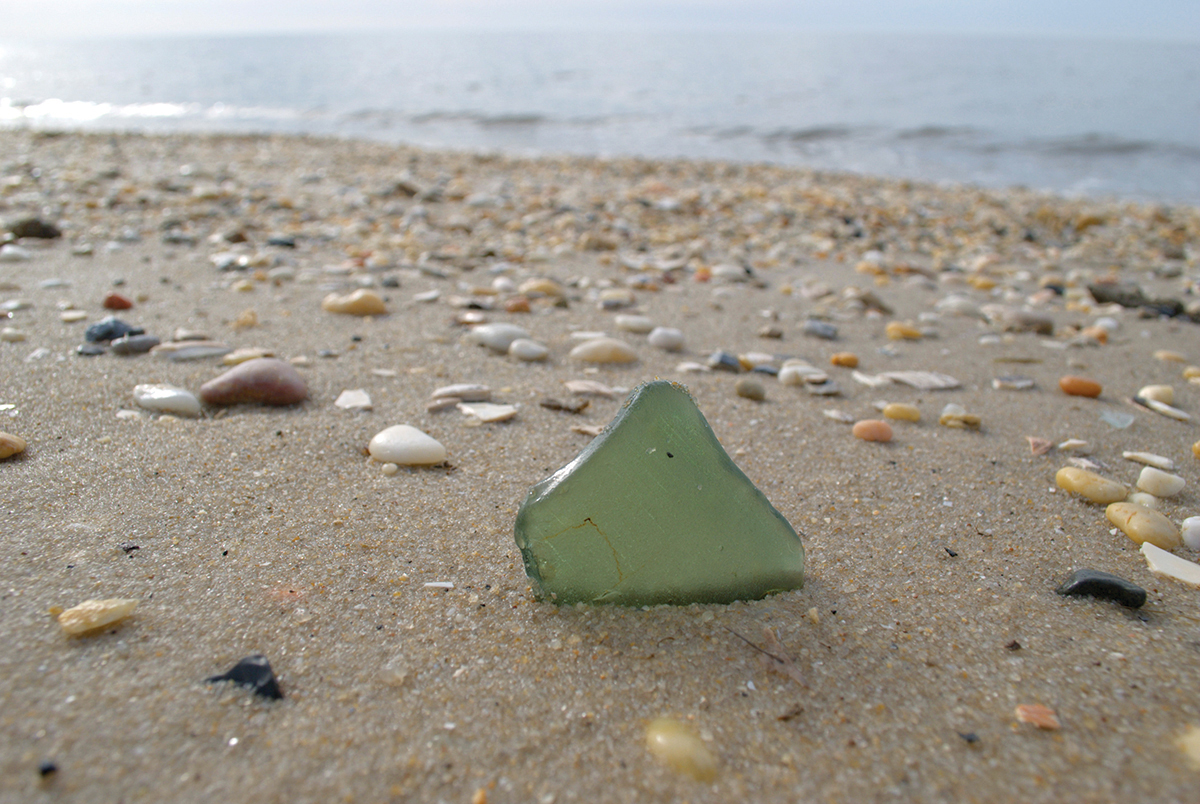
[6,0,1199,41]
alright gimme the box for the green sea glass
[514,380,805,605]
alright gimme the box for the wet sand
[1,129,1199,803]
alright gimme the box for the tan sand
[1,129,1199,802]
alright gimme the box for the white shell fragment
[334,389,373,411]
[1141,542,1200,587]
[568,337,638,363]
[58,598,138,635]
[458,402,518,423]
[1182,517,1200,551]
[467,323,529,353]
[1123,451,1175,471]
[432,384,491,402]
[1140,398,1190,421]
[368,425,447,465]
[564,380,619,397]
[132,384,201,417]
[508,338,549,361]
[150,340,232,361]
[1137,466,1186,497]
[614,314,655,334]
[878,370,962,390]
[647,327,685,351]
[851,370,894,388]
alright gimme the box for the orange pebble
[1015,703,1061,730]
[504,295,531,313]
[852,419,893,442]
[1080,326,1108,344]
[886,321,921,340]
[1059,375,1102,397]
[830,352,859,368]
[102,291,134,310]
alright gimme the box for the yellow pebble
[1105,502,1181,550]
[882,403,921,422]
[829,352,859,368]
[1155,350,1187,363]
[645,718,718,782]
[967,275,996,290]
[1182,366,1200,379]
[57,598,138,636]
[886,321,922,340]
[1055,467,1127,504]
[1193,440,1200,459]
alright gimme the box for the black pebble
[84,316,144,343]
[206,654,283,699]
[75,343,106,356]
[1056,568,1146,608]
[38,760,58,777]
[266,236,296,248]
[380,275,400,288]
[705,350,742,372]
[12,218,62,239]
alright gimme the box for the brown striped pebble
[853,419,893,442]
[1105,502,1181,550]
[1194,440,1200,459]
[882,403,920,422]
[1059,375,1101,397]
[830,352,859,368]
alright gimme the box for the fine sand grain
[2,130,1199,802]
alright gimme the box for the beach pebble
[779,361,827,386]
[85,316,143,343]
[802,319,838,340]
[468,323,529,353]
[938,403,981,429]
[1056,467,1127,504]
[1137,384,1174,405]
[1123,451,1174,471]
[734,377,765,401]
[569,337,637,364]
[518,278,564,297]
[458,402,518,423]
[334,389,373,411]
[647,327,685,351]
[221,347,274,365]
[133,384,201,417]
[1015,704,1061,731]
[0,326,26,342]
[57,598,137,636]
[882,403,920,422]
[60,310,88,323]
[644,718,718,782]
[1126,492,1159,509]
[1059,375,1101,397]
[614,314,655,334]
[1106,502,1181,549]
[597,288,635,309]
[321,288,386,316]
[150,340,232,361]
[1055,568,1146,608]
[1180,517,1200,551]
[102,291,134,310]
[1140,542,1200,587]
[853,419,893,442]
[0,431,27,459]
[0,244,32,262]
[993,375,1035,391]
[830,352,858,368]
[1137,466,1185,498]
[886,321,922,340]
[508,338,549,361]
[706,350,741,372]
[110,334,160,355]
[206,654,283,700]
[199,358,308,406]
[368,425,447,465]
[76,343,105,356]
[1154,350,1187,363]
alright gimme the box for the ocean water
[1,30,1198,205]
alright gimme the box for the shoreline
[2,128,1199,802]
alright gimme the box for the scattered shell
[132,384,201,417]
[321,288,387,316]
[58,598,138,636]
[851,370,892,388]
[1137,384,1174,405]
[647,327,684,351]
[1015,704,1061,731]
[1181,517,1200,551]
[1154,350,1187,363]
[1141,542,1200,587]
[823,410,856,423]
[569,337,637,364]
[1026,436,1053,455]
[1056,439,1091,454]
[992,375,1035,390]
[509,338,549,362]
[1105,502,1181,550]
[458,402,518,423]
[879,371,960,390]
[334,389,373,411]
[1137,466,1185,497]
[1138,397,1190,421]
[0,431,27,459]
[150,340,232,361]
[222,347,275,365]
[368,425,447,465]
[938,403,980,429]
[1122,451,1174,471]
[1059,376,1101,397]
[852,419,893,442]
[1055,467,1127,504]
[644,718,718,782]
[432,384,491,402]
[564,380,619,397]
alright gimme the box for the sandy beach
[2,128,1199,802]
